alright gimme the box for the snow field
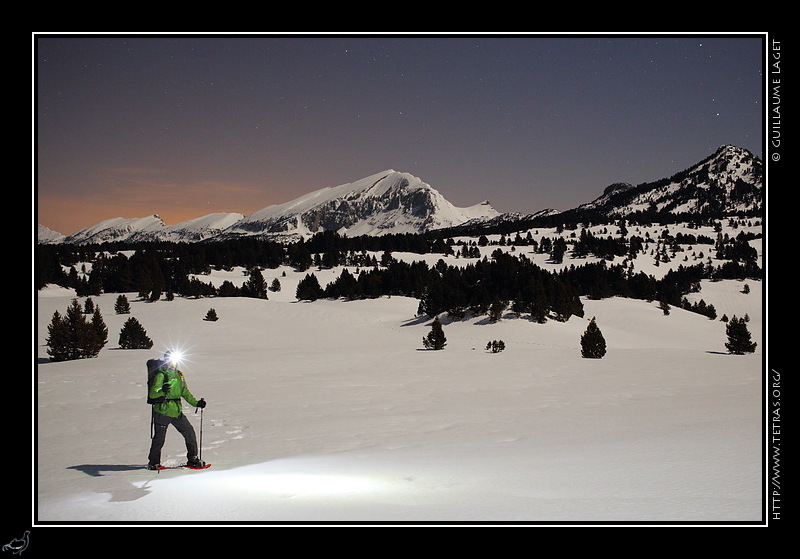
[35,228,763,523]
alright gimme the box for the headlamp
[165,350,184,366]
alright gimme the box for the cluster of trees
[37,221,761,307]
[486,340,506,353]
[313,248,757,327]
[45,297,157,360]
[40,221,761,361]
[45,298,108,361]
[35,232,440,295]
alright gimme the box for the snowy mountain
[223,170,498,240]
[37,224,65,244]
[40,170,498,245]
[56,215,169,245]
[52,213,248,245]
[160,212,246,242]
[37,146,762,245]
[577,144,762,217]
[440,145,763,237]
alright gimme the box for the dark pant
[148,412,198,465]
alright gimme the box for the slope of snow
[34,241,763,524]
[229,170,499,238]
[37,224,65,244]
[579,145,762,216]
[242,170,399,224]
[62,215,167,244]
[162,212,246,241]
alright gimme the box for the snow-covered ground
[34,228,764,525]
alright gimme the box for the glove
[196,398,206,409]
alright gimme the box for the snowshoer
[147,350,207,470]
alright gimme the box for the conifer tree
[218,280,240,297]
[725,316,757,354]
[64,298,93,358]
[150,265,166,302]
[296,273,323,301]
[423,317,447,350]
[580,317,607,358]
[242,267,268,299]
[488,300,507,323]
[118,317,154,349]
[551,237,568,263]
[89,307,108,356]
[114,294,131,314]
[45,311,70,362]
[204,308,219,321]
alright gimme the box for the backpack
[146,359,167,404]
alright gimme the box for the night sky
[35,33,764,236]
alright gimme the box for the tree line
[40,224,762,361]
[312,248,759,324]
[37,225,761,326]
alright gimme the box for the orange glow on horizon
[35,169,351,236]
[36,193,263,237]
[34,176,316,236]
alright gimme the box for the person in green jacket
[147,351,207,469]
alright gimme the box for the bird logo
[2,531,29,555]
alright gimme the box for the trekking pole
[195,398,205,462]
[199,406,203,462]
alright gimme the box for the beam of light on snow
[223,472,380,496]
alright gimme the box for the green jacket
[149,365,200,418]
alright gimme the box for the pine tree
[118,317,154,350]
[242,267,268,299]
[45,311,70,362]
[296,273,323,301]
[204,308,219,321]
[114,294,131,314]
[88,307,108,356]
[725,316,757,354]
[581,317,607,359]
[551,237,568,263]
[423,317,447,350]
[488,300,507,323]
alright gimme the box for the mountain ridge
[38,145,762,245]
[436,145,762,237]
